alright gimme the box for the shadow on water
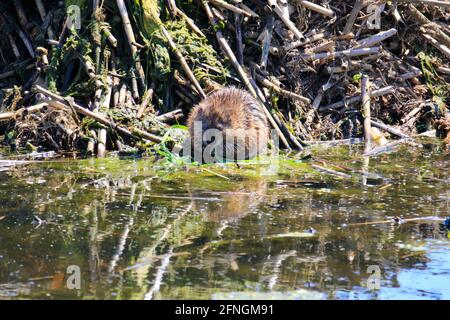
[0,138,448,300]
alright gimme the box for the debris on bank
[0,0,449,158]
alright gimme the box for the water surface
[0,139,448,299]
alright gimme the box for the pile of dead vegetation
[0,0,449,158]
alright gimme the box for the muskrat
[186,87,269,162]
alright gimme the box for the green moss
[65,0,88,10]
[416,50,448,111]
[164,19,231,83]
[140,0,163,36]
[131,0,231,83]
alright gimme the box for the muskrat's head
[185,87,269,163]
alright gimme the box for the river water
[0,138,448,299]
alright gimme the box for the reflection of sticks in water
[128,183,136,206]
[363,139,411,157]
[118,192,223,202]
[0,160,33,172]
[303,138,363,146]
[216,220,229,238]
[348,216,444,227]
[144,247,174,300]
[370,119,410,139]
[361,76,372,154]
[143,194,223,201]
[108,184,144,274]
[126,203,193,296]
[124,203,193,272]
[311,164,352,179]
[88,202,101,293]
[361,156,370,186]
[108,217,134,274]
[201,167,230,180]
[264,250,297,290]
[313,157,386,182]
[400,244,450,260]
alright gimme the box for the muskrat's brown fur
[187,87,269,162]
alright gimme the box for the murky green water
[0,139,449,300]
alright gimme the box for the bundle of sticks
[0,0,448,156]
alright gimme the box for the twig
[97,77,112,158]
[277,0,290,18]
[202,167,230,180]
[407,5,450,48]
[116,0,146,90]
[235,13,244,65]
[33,85,167,145]
[0,63,35,80]
[319,86,394,111]
[272,113,304,150]
[354,28,397,48]
[267,0,304,40]
[260,15,275,70]
[401,105,422,124]
[422,33,450,60]
[312,87,324,109]
[175,8,205,37]
[397,68,422,81]
[304,40,334,54]
[370,119,410,139]
[281,32,325,52]
[34,0,55,39]
[343,0,370,35]
[436,66,450,75]
[130,69,139,99]
[237,3,259,18]
[17,30,36,58]
[399,0,450,8]
[299,46,380,61]
[255,73,311,104]
[209,0,252,17]
[361,75,372,153]
[97,128,107,158]
[156,109,183,122]
[137,84,155,119]
[12,0,29,32]
[101,26,118,47]
[44,132,60,150]
[0,103,47,122]
[7,34,21,59]
[326,61,373,74]
[57,16,69,47]
[161,26,206,99]
[111,51,120,108]
[297,0,335,17]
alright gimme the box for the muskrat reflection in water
[191,179,268,224]
[186,87,269,163]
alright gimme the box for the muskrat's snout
[186,87,269,162]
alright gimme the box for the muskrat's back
[187,87,269,162]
